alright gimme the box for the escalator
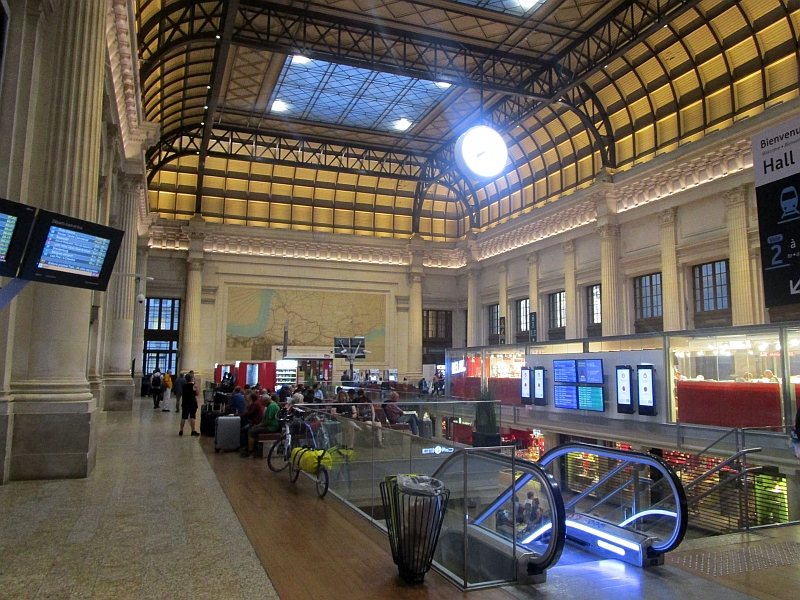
[426,443,687,590]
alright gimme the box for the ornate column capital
[119,173,144,195]
[658,206,677,226]
[527,251,538,266]
[597,224,621,239]
[498,262,507,274]
[408,272,423,286]
[561,240,575,254]
[187,257,204,272]
[724,185,747,207]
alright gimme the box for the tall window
[143,298,181,374]
[634,273,663,333]
[488,304,500,336]
[516,298,530,332]
[586,284,601,337]
[693,260,732,328]
[548,292,566,328]
[422,310,452,365]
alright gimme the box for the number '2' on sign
[766,234,790,270]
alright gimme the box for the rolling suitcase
[215,415,241,452]
[420,417,432,439]
[200,406,220,437]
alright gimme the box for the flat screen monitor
[333,336,350,358]
[553,359,577,383]
[388,373,397,382]
[577,359,604,384]
[637,365,657,416]
[245,363,259,386]
[520,367,531,405]
[18,210,123,291]
[0,197,36,278]
[350,336,367,358]
[578,386,605,412]
[553,385,578,409]
[616,366,635,414]
[533,367,546,406]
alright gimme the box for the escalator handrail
[538,442,688,554]
[431,449,567,573]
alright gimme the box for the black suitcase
[200,407,220,436]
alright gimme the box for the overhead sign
[752,116,800,307]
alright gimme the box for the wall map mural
[226,287,386,362]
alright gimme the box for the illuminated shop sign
[421,446,455,455]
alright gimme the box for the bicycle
[267,406,304,473]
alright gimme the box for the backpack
[151,373,162,388]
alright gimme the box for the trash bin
[380,474,450,583]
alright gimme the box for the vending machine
[235,361,277,391]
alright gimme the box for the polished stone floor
[0,398,278,600]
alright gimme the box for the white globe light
[455,125,508,179]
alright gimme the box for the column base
[8,400,97,481]
[0,401,10,484]
[104,376,135,411]
[89,376,104,411]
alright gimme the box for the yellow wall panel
[734,72,764,110]
[227,178,248,193]
[766,55,798,95]
[335,190,355,204]
[374,213,393,231]
[202,196,223,215]
[394,214,412,234]
[356,191,376,206]
[272,183,292,198]
[271,203,291,222]
[706,88,732,122]
[225,198,247,218]
[680,102,704,134]
[314,207,333,225]
[354,211,374,229]
[292,204,312,223]
[334,209,354,227]
[657,114,679,144]
[247,202,270,221]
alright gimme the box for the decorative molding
[106,0,159,160]
[615,139,752,213]
[562,240,575,254]
[724,185,747,207]
[475,200,597,260]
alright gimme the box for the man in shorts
[179,373,200,436]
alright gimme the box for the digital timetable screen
[554,385,578,409]
[578,386,605,412]
[520,367,532,405]
[19,210,123,291]
[616,366,635,414]
[637,365,657,416]
[577,359,604,384]
[38,226,110,277]
[0,197,36,278]
[553,359,577,383]
[533,367,546,405]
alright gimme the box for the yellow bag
[290,447,333,473]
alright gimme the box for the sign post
[752,116,800,307]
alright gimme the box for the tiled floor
[0,398,278,600]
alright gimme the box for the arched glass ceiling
[138,0,800,240]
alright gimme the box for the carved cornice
[475,200,597,260]
[615,139,752,213]
[106,0,159,160]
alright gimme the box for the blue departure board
[553,359,577,383]
[578,386,605,411]
[38,226,110,277]
[577,359,604,384]
[554,385,578,409]
[0,213,18,262]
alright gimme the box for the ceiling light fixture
[271,100,289,113]
[455,125,508,179]
[394,118,412,131]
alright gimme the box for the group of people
[149,368,201,437]
[496,492,545,534]
[223,385,282,458]
[417,371,445,396]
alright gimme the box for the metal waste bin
[380,474,450,583]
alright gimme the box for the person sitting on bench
[242,394,280,458]
[382,391,419,435]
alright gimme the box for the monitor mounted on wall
[0,197,36,278]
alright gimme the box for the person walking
[179,373,200,436]
[173,372,186,412]
[151,368,163,409]
[161,370,173,412]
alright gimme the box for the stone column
[563,241,578,339]
[131,240,149,378]
[467,267,480,347]
[750,247,766,324]
[660,208,682,331]
[527,252,539,341]
[181,257,203,376]
[498,263,508,342]
[407,271,423,378]
[104,175,141,411]
[726,187,755,325]
[10,0,107,480]
[598,224,621,336]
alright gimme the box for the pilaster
[598,224,621,336]
[659,207,682,331]
[563,240,578,339]
[726,186,755,325]
[527,252,539,341]
[498,263,508,340]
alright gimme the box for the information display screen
[533,367,545,405]
[577,359,604,384]
[521,367,531,405]
[578,386,605,411]
[637,365,656,415]
[554,385,578,409]
[553,359,577,383]
[616,366,635,414]
[18,210,123,291]
[0,197,36,278]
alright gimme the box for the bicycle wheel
[267,438,288,472]
[316,466,329,498]
[289,452,300,483]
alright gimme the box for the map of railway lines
[226,287,386,361]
